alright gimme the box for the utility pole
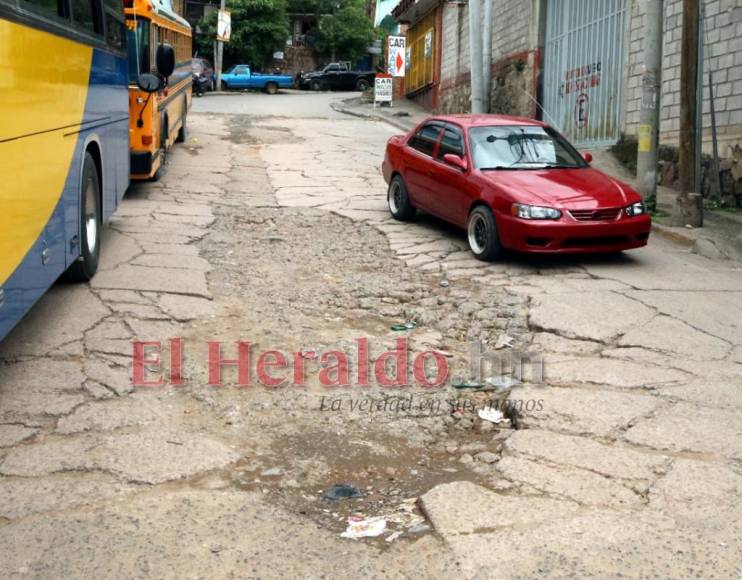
[673,0,703,227]
[482,0,493,111]
[215,0,226,91]
[636,0,663,213]
[468,0,484,113]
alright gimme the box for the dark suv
[191,58,215,91]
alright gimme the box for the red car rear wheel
[388,176,415,221]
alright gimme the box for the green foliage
[315,0,375,63]
[196,0,289,69]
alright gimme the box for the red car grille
[568,208,622,221]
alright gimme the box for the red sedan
[381,115,651,260]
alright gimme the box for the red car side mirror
[582,152,593,164]
[443,153,468,171]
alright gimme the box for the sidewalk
[330,95,425,132]
[333,95,742,261]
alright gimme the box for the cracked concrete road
[1,93,741,579]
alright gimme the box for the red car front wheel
[467,206,504,261]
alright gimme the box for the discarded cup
[341,516,387,538]
[323,484,362,501]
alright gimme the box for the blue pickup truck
[220,65,294,94]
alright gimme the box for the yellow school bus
[124,0,191,180]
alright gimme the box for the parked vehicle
[192,73,210,97]
[191,57,215,92]
[126,0,192,181]
[382,115,652,260]
[1,0,130,340]
[298,62,375,91]
[220,65,293,94]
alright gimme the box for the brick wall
[624,0,742,155]
[438,0,541,115]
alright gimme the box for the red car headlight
[511,203,561,220]
[625,202,646,217]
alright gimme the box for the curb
[650,223,695,247]
[330,102,413,132]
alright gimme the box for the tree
[315,0,374,63]
[196,0,289,70]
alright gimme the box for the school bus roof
[126,0,191,32]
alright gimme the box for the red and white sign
[388,36,406,77]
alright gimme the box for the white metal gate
[543,0,627,148]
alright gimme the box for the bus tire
[265,81,278,95]
[66,152,101,282]
[176,114,186,143]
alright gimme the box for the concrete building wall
[433,0,742,157]
[438,0,542,115]
[624,0,742,155]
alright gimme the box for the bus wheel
[176,114,186,143]
[265,82,278,95]
[66,152,101,281]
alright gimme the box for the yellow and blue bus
[0,0,130,340]
[125,0,191,180]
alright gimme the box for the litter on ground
[478,407,506,424]
[340,516,387,539]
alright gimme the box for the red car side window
[408,123,443,157]
[437,125,464,160]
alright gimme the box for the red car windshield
[469,125,587,170]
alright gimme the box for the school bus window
[126,20,149,81]
[21,0,66,18]
[72,0,102,33]
[104,11,124,49]
[102,0,124,48]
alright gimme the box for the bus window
[126,21,149,82]
[20,0,66,18]
[71,0,101,33]
[103,0,125,50]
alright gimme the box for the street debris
[439,279,449,287]
[391,321,417,331]
[483,375,520,392]
[385,531,403,542]
[494,334,514,349]
[323,484,363,501]
[452,379,486,390]
[260,467,283,477]
[478,407,506,424]
[434,349,453,358]
[474,451,499,464]
[340,516,387,538]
